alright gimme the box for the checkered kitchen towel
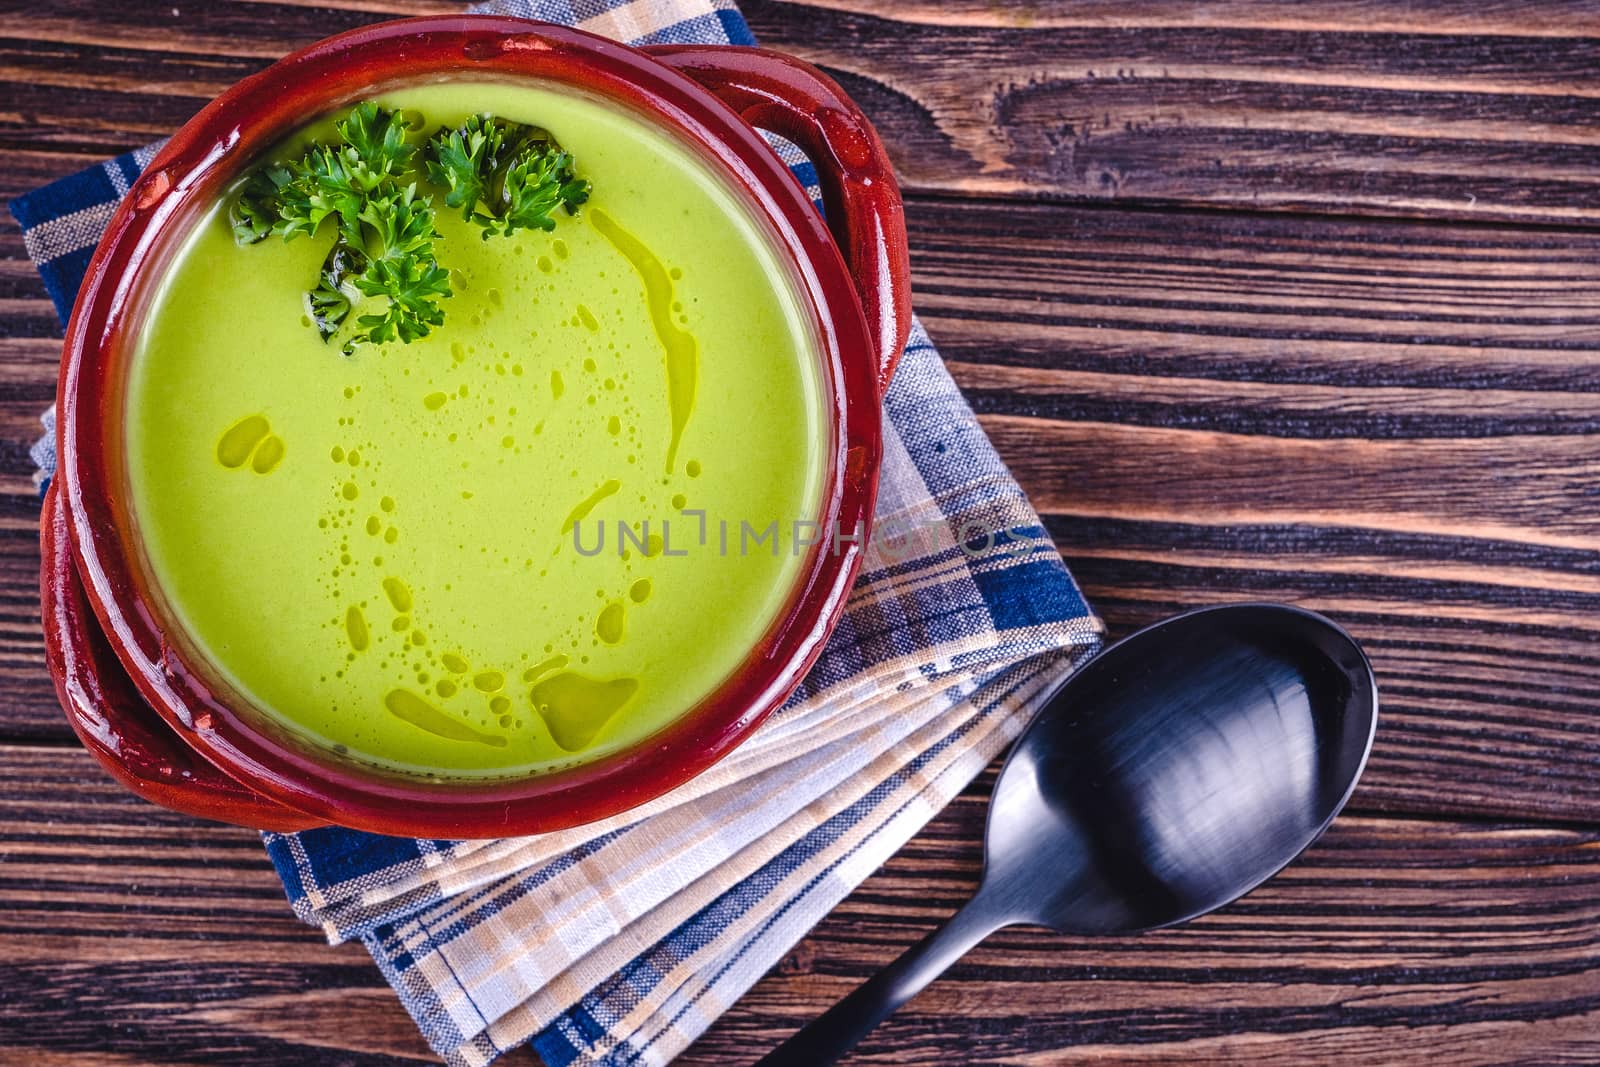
[11,1,1104,1064]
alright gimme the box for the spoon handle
[756,896,1003,1066]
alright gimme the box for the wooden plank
[0,745,462,1065]
[744,0,1600,223]
[2,745,1595,1066]
[5,2,1600,221]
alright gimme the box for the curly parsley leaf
[230,101,588,353]
[360,184,440,262]
[271,144,373,243]
[336,102,417,182]
[425,117,590,238]
[352,256,452,348]
[341,184,451,352]
[487,143,590,238]
[305,240,368,341]
[424,114,507,221]
[229,164,295,244]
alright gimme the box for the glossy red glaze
[40,484,325,832]
[53,16,909,838]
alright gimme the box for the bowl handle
[643,45,912,397]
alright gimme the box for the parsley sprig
[424,117,590,238]
[424,113,507,223]
[229,102,590,354]
[351,185,451,345]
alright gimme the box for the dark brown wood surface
[1,1,1598,1064]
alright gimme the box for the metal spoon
[758,602,1378,1066]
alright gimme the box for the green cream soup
[126,83,825,776]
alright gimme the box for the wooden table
[4,2,1598,1063]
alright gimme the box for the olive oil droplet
[251,435,286,474]
[529,672,639,751]
[596,602,625,644]
[345,605,370,652]
[383,577,413,613]
[384,689,506,747]
[523,654,568,683]
[217,414,270,468]
[561,479,622,534]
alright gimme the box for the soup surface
[125,81,825,776]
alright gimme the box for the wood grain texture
[2,747,1596,1067]
[743,0,1600,223]
[2,1,1599,1064]
[9,1,1600,220]
[0,746,443,1065]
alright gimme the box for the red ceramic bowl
[52,16,911,838]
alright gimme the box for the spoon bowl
[988,602,1377,935]
[760,602,1377,1065]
